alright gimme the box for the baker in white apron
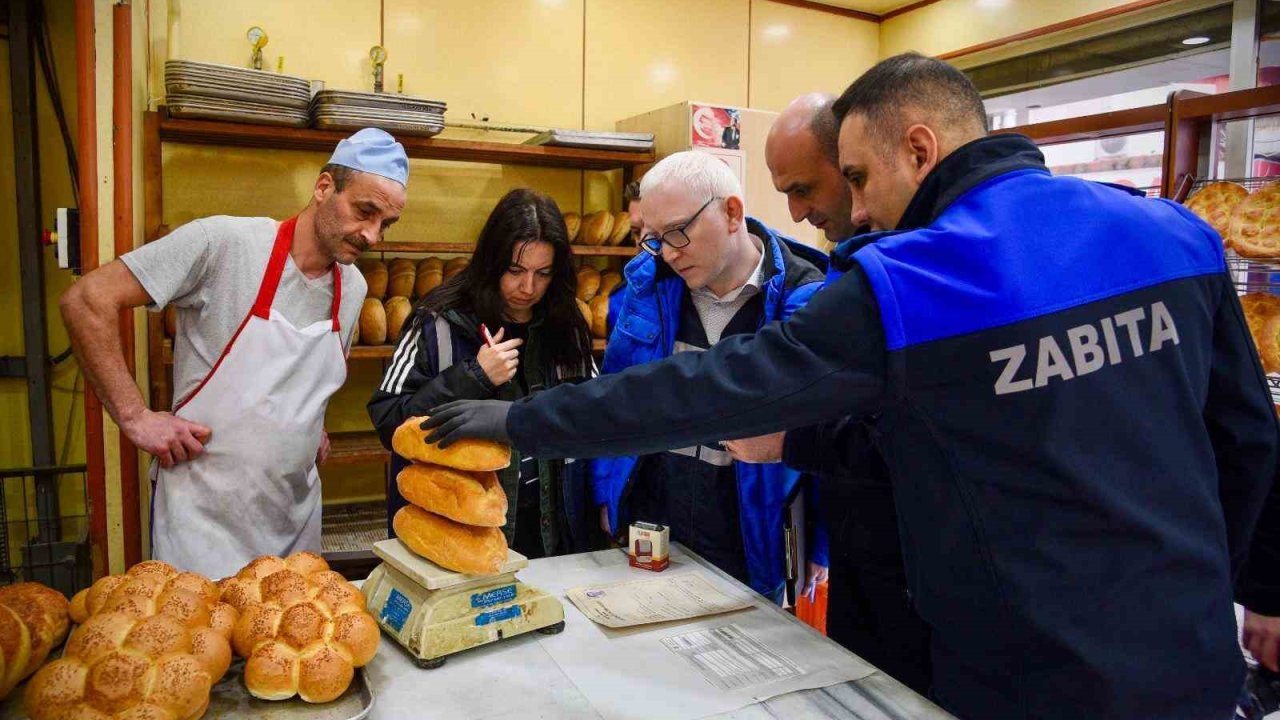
[150,217,346,579]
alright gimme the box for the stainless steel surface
[313,89,447,114]
[525,129,655,152]
[164,60,311,90]
[164,78,310,109]
[165,96,310,128]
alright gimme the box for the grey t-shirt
[121,215,366,408]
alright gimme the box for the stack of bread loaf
[390,416,512,576]
[356,256,470,346]
[217,551,379,704]
[0,582,69,701]
[565,210,631,247]
[26,561,234,720]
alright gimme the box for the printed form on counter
[565,572,753,628]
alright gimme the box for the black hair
[831,52,987,151]
[413,188,593,377]
[321,163,357,192]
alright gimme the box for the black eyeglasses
[639,197,719,257]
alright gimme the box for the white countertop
[362,544,956,720]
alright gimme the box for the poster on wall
[691,104,741,150]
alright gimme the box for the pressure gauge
[246,26,268,50]
[369,46,388,65]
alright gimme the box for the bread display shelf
[370,241,637,257]
[156,108,655,171]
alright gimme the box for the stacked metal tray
[524,129,655,153]
[165,60,312,127]
[312,89,447,137]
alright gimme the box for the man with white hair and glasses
[587,150,829,603]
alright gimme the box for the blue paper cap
[327,128,409,187]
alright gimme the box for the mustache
[344,235,370,252]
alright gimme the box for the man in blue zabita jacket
[594,150,829,602]
[423,54,1280,720]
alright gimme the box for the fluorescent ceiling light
[1181,36,1211,45]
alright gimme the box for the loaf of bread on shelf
[415,266,444,298]
[598,271,622,299]
[1241,292,1280,374]
[25,610,233,720]
[608,211,631,246]
[384,296,413,343]
[419,256,444,273]
[359,298,387,345]
[563,212,581,243]
[397,464,507,527]
[387,262,416,298]
[221,551,379,704]
[358,259,388,300]
[443,256,470,280]
[576,266,601,301]
[590,294,609,339]
[576,298,592,329]
[0,582,70,700]
[581,211,614,247]
[1230,181,1280,258]
[393,505,508,575]
[1185,181,1248,246]
[392,415,512,471]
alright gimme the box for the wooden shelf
[168,338,608,364]
[348,345,394,359]
[155,109,655,171]
[995,103,1166,146]
[349,338,607,358]
[366,242,637,257]
[327,431,389,465]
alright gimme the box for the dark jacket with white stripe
[494,134,1280,720]
[366,307,593,555]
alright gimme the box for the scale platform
[361,538,565,668]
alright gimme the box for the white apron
[151,217,346,579]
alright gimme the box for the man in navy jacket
[424,54,1280,720]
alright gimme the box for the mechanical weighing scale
[361,538,566,668]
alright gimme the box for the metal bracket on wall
[0,357,28,378]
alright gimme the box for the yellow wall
[879,0,1224,64]
[751,0,880,110]
[151,0,879,505]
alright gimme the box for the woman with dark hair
[368,188,595,559]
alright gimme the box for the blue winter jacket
[504,135,1280,720]
[591,218,829,598]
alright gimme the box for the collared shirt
[688,238,766,345]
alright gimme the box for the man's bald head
[766,93,856,242]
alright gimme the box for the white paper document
[662,624,804,691]
[566,572,753,628]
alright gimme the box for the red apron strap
[331,263,342,332]
[251,216,298,319]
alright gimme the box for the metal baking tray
[1,642,373,719]
[313,114,444,137]
[524,129,654,152]
[313,106,444,124]
[166,96,310,128]
[165,60,311,90]
[313,89,446,114]
[204,658,374,720]
[165,80,311,110]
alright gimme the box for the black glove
[422,400,513,448]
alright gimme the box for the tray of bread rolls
[11,553,379,720]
